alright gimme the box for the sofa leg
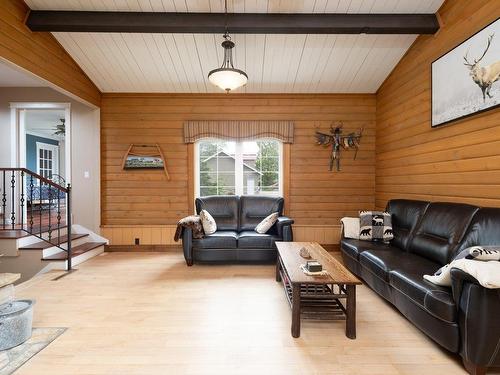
[186,259,193,266]
[462,358,487,375]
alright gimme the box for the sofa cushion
[200,209,217,235]
[340,239,395,260]
[454,207,500,258]
[195,196,239,231]
[386,199,429,250]
[255,212,279,234]
[192,231,238,249]
[239,196,283,231]
[389,270,456,323]
[238,231,279,249]
[359,211,394,241]
[407,202,479,265]
[359,249,440,282]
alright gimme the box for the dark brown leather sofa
[341,199,500,375]
[183,195,293,265]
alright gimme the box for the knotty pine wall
[0,0,100,107]
[376,0,500,210]
[100,94,376,246]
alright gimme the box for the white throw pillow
[255,212,279,234]
[200,209,217,235]
[341,217,360,239]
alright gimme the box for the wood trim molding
[283,143,291,216]
[100,224,341,246]
[105,245,180,252]
[187,143,195,215]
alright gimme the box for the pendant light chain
[223,0,230,40]
[207,0,248,92]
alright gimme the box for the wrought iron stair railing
[0,168,73,270]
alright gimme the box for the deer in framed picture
[432,17,500,127]
[463,33,500,102]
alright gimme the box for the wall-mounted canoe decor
[121,143,170,180]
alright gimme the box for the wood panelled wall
[376,0,500,210]
[0,0,100,107]
[100,94,376,245]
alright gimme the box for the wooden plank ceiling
[25,0,445,93]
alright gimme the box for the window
[196,139,282,197]
[36,142,59,180]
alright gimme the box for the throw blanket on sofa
[340,217,360,239]
[174,215,205,242]
[424,246,500,289]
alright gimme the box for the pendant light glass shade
[208,38,248,92]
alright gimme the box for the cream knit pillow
[255,212,279,234]
[200,209,217,235]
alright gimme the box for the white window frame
[36,142,59,179]
[195,138,283,197]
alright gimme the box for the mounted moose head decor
[315,122,363,172]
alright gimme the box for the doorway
[10,103,71,184]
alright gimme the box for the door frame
[9,102,71,184]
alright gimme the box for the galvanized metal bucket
[0,299,34,351]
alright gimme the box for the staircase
[0,168,107,283]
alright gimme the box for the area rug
[0,327,66,375]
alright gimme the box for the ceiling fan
[36,118,66,137]
[52,118,65,137]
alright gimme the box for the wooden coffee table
[275,242,362,339]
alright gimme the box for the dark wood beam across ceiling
[26,11,440,34]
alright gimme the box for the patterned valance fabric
[183,120,294,143]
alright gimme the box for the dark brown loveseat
[341,199,500,375]
[182,195,294,265]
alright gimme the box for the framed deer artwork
[431,17,500,127]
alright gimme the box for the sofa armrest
[276,216,294,241]
[450,268,500,368]
[182,227,194,266]
[450,267,481,303]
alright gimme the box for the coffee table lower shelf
[276,254,357,339]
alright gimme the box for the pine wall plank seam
[375,0,500,210]
[101,93,376,245]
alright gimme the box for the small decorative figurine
[315,122,363,171]
[299,247,311,259]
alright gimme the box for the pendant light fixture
[208,0,248,92]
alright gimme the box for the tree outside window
[197,139,281,197]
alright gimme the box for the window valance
[183,120,294,144]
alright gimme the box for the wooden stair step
[19,233,89,250]
[42,242,106,261]
[0,230,31,239]
[30,225,68,235]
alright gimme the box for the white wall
[0,87,101,233]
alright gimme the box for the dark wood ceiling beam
[26,11,439,34]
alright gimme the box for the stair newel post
[29,174,34,233]
[10,170,15,230]
[57,187,61,246]
[2,170,6,229]
[66,183,72,271]
[20,170,25,231]
[47,185,52,243]
[39,181,43,236]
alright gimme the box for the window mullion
[235,141,243,195]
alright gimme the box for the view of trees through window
[198,139,281,197]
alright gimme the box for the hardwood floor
[14,252,485,375]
